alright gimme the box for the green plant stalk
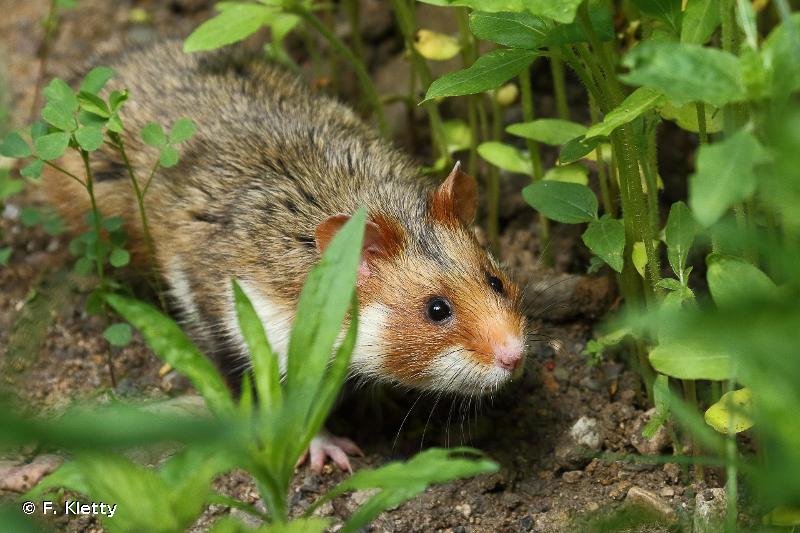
[550,55,571,120]
[457,8,480,175]
[295,7,389,138]
[29,0,58,122]
[695,102,708,145]
[323,6,340,96]
[487,96,503,257]
[724,379,738,533]
[638,116,661,242]
[519,66,552,267]
[344,0,365,68]
[682,379,704,481]
[391,0,449,163]
[589,96,616,216]
[44,160,85,187]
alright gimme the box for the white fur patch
[429,346,512,395]
[350,303,389,380]
[227,280,292,374]
[165,256,200,322]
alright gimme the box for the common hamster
[47,41,528,469]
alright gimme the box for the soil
[1,1,728,532]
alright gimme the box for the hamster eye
[487,273,504,296]
[425,297,453,323]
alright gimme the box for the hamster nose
[493,337,524,371]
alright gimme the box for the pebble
[693,488,726,533]
[455,503,472,518]
[562,470,583,484]
[570,416,602,450]
[625,486,677,524]
[663,462,682,483]
[630,408,671,455]
[586,501,600,512]
[660,487,676,498]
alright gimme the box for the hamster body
[48,41,528,396]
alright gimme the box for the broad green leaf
[649,340,731,380]
[74,126,105,152]
[689,130,769,227]
[42,78,77,112]
[543,163,588,185]
[621,41,745,106]
[0,247,11,266]
[109,90,128,112]
[169,118,196,144]
[469,11,548,49]
[20,159,44,179]
[441,120,472,154]
[104,323,132,347]
[103,216,124,232]
[74,256,94,276]
[658,100,722,133]
[525,0,583,23]
[559,135,601,164]
[680,0,720,44]
[30,121,48,140]
[706,254,778,309]
[109,247,130,267]
[585,87,664,139]
[158,146,179,168]
[522,180,597,223]
[581,216,625,272]
[761,13,800,97]
[34,132,71,160]
[414,29,461,60]
[704,388,754,434]
[78,92,111,118]
[543,6,615,45]
[423,49,537,103]
[0,171,24,199]
[664,201,695,280]
[0,132,32,158]
[184,4,276,53]
[736,0,758,51]
[418,0,539,12]
[42,101,77,131]
[763,507,800,527]
[507,119,587,145]
[141,122,167,147]
[309,448,498,533]
[477,141,532,174]
[80,66,115,95]
[642,374,671,438]
[632,0,682,34]
[106,294,234,417]
[232,279,282,413]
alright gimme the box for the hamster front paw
[296,428,364,473]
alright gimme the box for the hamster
[46,41,528,469]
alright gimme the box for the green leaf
[141,122,167,147]
[109,90,128,113]
[524,0,583,23]
[0,132,32,158]
[763,507,800,527]
[704,388,754,434]
[649,340,731,380]
[30,121,48,140]
[106,294,235,417]
[104,323,133,347]
[581,215,625,272]
[77,92,111,118]
[441,119,472,154]
[632,241,649,278]
[169,118,196,144]
[544,6,615,45]
[309,448,498,533]
[0,247,11,266]
[681,0,721,44]
[559,135,601,164]
[477,141,532,174]
[183,4,276,53]
[688,130,769,227]
[522,180,597,223]
[20,159,44,179]
[20,207,42,226]
[42,101,77,131]
[74,256,94,276]
[232,279,282,414]
[761,13,800,97]
[80,66,115,95]
[585,87,664,139]
[664,201,695,280]
[632,0,682,34]
[507,119,587,145]
[74,126,104,152]
[414,29,462,61]
[469,11,548,49]
[42,78,77,112]
[621,41,745,107]
[0,172,24,199]
[706,254,778,309]
[642,374,671,438]
[34,132,71,160]
[159,146,180,168]
[103,216,124,232]
[423,49,537,103]
[658,100,722,134]
[109,247,130,267]
[543,163,588,185]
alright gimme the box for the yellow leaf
[414,29,461,61]
[704,388,754,434]
[763,506,800,526]
[633,241,647,277]
[494,83,519,106]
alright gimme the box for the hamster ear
[315,214,400,279]
[431,161,478,225]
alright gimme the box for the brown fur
[45,41,527,391]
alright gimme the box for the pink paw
[296,429,363,473]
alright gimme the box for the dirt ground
[1,1,730,532]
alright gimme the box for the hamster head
[316,163,527,396]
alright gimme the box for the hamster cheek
[428,345,517,395]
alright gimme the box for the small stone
[518,514,534,531]
[663,462,681,483]
[351,488,379,506]
[312,501,334,517]
[660,487,675,498]
[229,507,262,528]
[693,488,726,533]
[630,408,671,455]
[570,417,602,450]
[586,501,600,512]
[562,470,583,484]
[455,503,472,518]
[626,486,677,524]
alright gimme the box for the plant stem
[391,0,449,163]
[550,55,571,120]
[724,379,738,533]
[29,0,58,123]
[487,96,503,257]
[519,66,552,267]
[683,379,704,481]
[695,102,708,144]
[295,6,389,138]
[457,8,480,175]
[44,160,85,187]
